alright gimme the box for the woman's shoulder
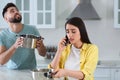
[88,43,98,47]
[83,43,98,50]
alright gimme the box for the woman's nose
[68,33,73,37]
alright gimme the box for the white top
[65,45,80,80]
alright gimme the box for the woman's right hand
[57,37,67,53]
[50,37,68,69]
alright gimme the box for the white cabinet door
[32,0,55,28]
[111,69,120,80]
[94,68,111,80]
[16,0,55,28]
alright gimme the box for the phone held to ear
[65,35,70,46]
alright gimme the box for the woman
[48,17,98,80]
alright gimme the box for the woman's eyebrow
[66,28,76,30]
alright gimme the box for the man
[0,3,46,69]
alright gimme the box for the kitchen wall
[39,0,120,60]
[0,0,120,61]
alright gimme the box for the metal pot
[17,34,43,49]
[31,69,54,80]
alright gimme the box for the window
[0,0,55,28]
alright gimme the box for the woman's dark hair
[65,17,91,44]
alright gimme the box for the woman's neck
[73,41,83,49]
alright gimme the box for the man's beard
[9,14,22,23]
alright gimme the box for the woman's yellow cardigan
[48,43,98,80]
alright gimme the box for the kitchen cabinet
[94,65,120,80]
[111,69,120,80]
[114,0,120,28]
[94,68,111,80]
[0,0,55,28]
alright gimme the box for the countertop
[97,60,120,68]
[0,66,33,80]
[0,57,50,80]
[0,58,53,80]
[0,65,62,80]
[0,58,120,80]
[36,58,120,69]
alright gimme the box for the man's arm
[0,37,23,65]
[36,39,46,56]
[0,45,16,65]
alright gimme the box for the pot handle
[37,36,44,40]
[16,34,26,37]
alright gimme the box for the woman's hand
[57,37,67,52]
[53,69,67,78]
[50,37,68,69]
[52,69,84,79]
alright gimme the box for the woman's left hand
[53,69,67,78]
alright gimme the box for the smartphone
[65,35,70,46]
